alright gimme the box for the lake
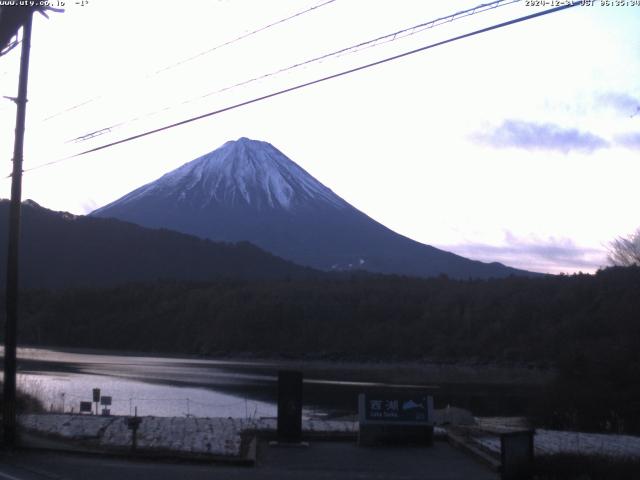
[7,347,552,419]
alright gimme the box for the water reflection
[7,347,544,419]
[16,371,278,418]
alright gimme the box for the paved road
[0,441,498,480]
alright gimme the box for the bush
[0,381,45,414]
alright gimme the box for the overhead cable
[17,3,579,176]
[68,0,521,144]
[39,0,337,122]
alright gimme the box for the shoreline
[12,344,555,387]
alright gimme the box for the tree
[608,227,640,266]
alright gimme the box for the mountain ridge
[0,199,317,289]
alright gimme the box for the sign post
[100,395,112,416]
[92,388,101,415]
[358,393,434,446]
[79,401,92,414]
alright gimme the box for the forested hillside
[13,267,636,361]
[0,200,317,289]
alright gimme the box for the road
[0,441,497,480]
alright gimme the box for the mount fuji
[91,137,533,279]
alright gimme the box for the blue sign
[360,394,433,423]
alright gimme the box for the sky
[0,0,639,274]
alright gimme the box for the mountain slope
[92,137,535,279]
[0,199,316,289]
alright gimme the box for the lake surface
[6,347,550,419]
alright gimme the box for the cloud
[440,233,606,274]
[615,132,640,150]
[472,120,609,154]
[596,92,640,117]
[80,198,99,214]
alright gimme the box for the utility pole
[3,11,33,448]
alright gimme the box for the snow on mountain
[102,138,347,213]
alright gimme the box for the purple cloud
[473,120,609,154]
[597,92,640,117]
[440,234,606,274]
[615,132,640,150]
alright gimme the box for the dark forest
[6,266,640,433]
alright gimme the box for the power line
[67,0,520,144]
[18,3,579,176]
[155,0,337,75]
[39,0,337,123]
[42,97,96,122]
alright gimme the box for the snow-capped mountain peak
[110,138,347,212]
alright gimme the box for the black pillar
[277,370,303,442]
[3,11,33,448]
